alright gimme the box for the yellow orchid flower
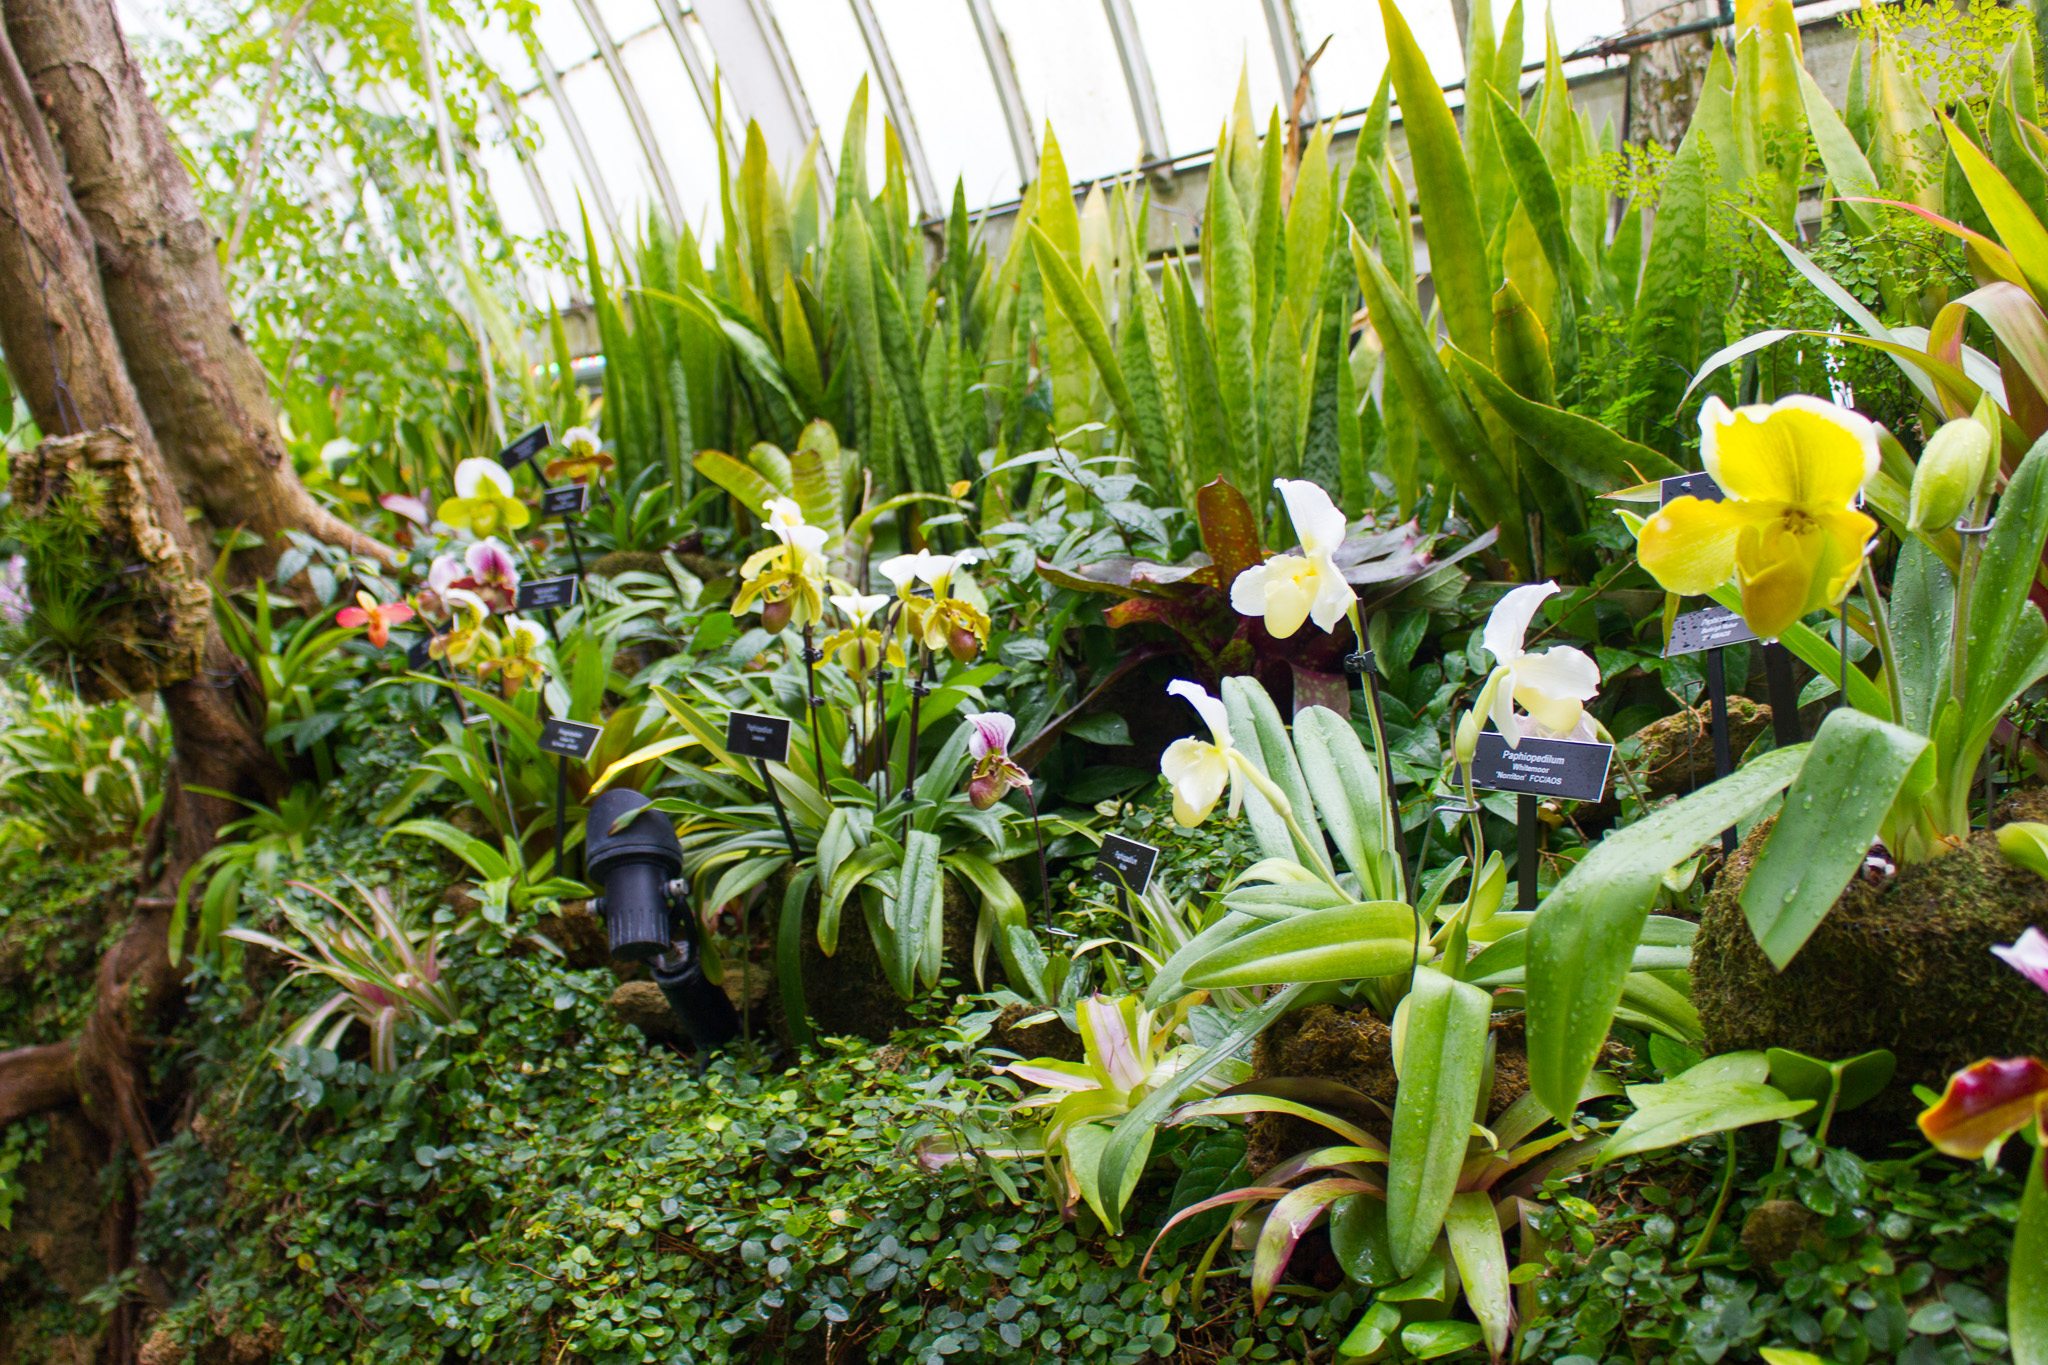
[734,520,829,632]
[819,592,903,676]
[877,550,991,660]
[430,589,492,667]
[1636,395,1879,641]
[438,458,531,538]
[477,616,550,698]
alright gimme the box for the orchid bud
[1908,416,1993,533]
[947,625,980,663]
[761,597,793,633]
[1454,709,1481,770]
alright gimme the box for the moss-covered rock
[988,1001,1083,1062]
[768,870,979,1045]
[1245,1006,1533,1176]
[1693,789,2048,1126]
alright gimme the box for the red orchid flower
[337,590,416,649]
[1918,1056,2048,1160]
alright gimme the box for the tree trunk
[0,7,307,1355]
[5,0,389,573]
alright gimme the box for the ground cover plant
[0,0,2046,1362]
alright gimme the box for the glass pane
[558,62,659,223]
[522,91,618,264]
[871,0,1022,206]
[1293,0,1463,114]
[1130,0,1283,154]
[531,0,599,68]
[594,0,662,46]
[619,29,723,234]
[777,2,889,186]
[990,0,1139,182]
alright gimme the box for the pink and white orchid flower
[1993,927,2048,996]
[964,711,1031,809]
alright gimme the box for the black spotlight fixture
[585,789,740,1049]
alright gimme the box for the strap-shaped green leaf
[1740,709,1929,968]
[1385,970,1492,1276]
[1527,744,1806,1121]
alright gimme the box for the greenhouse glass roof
[121,1,1659,270]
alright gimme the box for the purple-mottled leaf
[1195,477,1266,589]
[1253,1178,1379,1309]
[1290,663,1350,718]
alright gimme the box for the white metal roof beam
[533,49,624,244]
[966,0,1037,189]
[652,0,737,158]
[845,0,941,217]
[567,0,685,222]
[693,0,824,174]
[1260,0,1314,121]
[1098,0,1170,164]
[449,23,566,243]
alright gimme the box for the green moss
[1694,789,2048,1128]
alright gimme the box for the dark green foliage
[137,948,1365,1364]
[1521,1124,2025,1364]
[1694,795,2048,1122]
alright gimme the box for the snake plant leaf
[1351,227,1528,573]
[1527,744,1807,1121]
[1446,347,1680,489]
[1796,53,1882,237]
[1385,970,1492,1276]
[1740,709,1929,968]
[1378,0,1492,364]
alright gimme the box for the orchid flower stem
[1683,1133,1740,1270]
[1347,601,1406,900]
[1025,784,1052,925]
[1859,562,1904,724]
[1236,760,1344,897]
[801,625,827,793]
[483,717,519,844]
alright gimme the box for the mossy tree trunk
[6,0,388,576]
[0,3,378,1354]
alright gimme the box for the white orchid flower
[764,496,809,541]
[1230,479,1355,638]
[1480,582,1601,747]
[878,548,979,596]
[453,456,516,501]
[559,425,600,456]
[831,591,892,625]
[1159,680,1248,827]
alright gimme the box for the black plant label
[497,424,552,470]
[541,483,590,517]
[539,717,603,760]
[1466,733,1613,803]
[517,576,579,611]
[725,710,793,762]
[1667,603,1758,656]
[1094,834,1160,896]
